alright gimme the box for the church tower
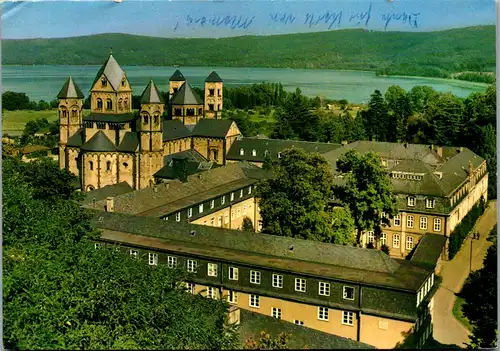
[204,71,223,119]
[169,69,186,95]
[57,76,84,169]
[138,79,165,188]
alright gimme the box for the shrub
[381,244,390,255]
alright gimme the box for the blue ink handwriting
[348,3,372,27]
[381,12,420,30]
[269,12,296,25]
[304,11,343,29]
[184,15,255,30]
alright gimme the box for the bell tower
[169,69,186,96]
[57,76,84,169]
[204,71,223,119]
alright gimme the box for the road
[432,200,497,347]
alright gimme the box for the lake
[2,65,490,104]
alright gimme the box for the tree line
[2,91,58,111]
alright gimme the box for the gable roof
[81,131,117,152]
[205,71,223,82]
[83,113,136,123]
[226,137,341,162]
[66,128,85,148]
[164,149,207,163]
[117,132,139,152]
[91,54,126,91]
[411,233,447,268]
[140,80,164,104]
[170,82,203,105]
[57,76,84,99]
[82,182,134,206]
[169,69,186,82]
[163,119,192,141]
[191,119,234,138]
[154,159,220,180]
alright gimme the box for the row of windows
[367,231,418,250]
[142,114,160,125]
[392,214,442,232]
[95,97,129,110]
[88,161,129,171]
[60,109,79,118]
[407,197,436,209]
[417,273,435,306]
[239,148,283,158]
[391,172,424,181]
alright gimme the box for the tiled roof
[153,160,219,180]
[164,149,206,163]
[411,233,447,268]
[169,69,186,82]
[57,76,84,99]
[226,137,341,162]
[82,182,134,206]
[170,82,203,105]
[140,79,164,104]
[191,119,234,138]
[91,54,127,91]
[91,211,432,291]
[81,131,116,152]
[435,148,485,194]
[205,71,223,82]
[83,113,136,123]
[163,119,192,141]
[66,128,84,147]
[117,132,139,152]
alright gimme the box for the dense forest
[3,26,495,81]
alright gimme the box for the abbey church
[58,53,241,191]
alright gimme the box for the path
[432,200,497,347]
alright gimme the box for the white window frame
[167,256,177,268]
[176,212,181,222]
[420,216,427,230]
[239,148,244,156]
[240,189,244,198]
[199,204,204,213]
[408,197,415,207]
[272,274,283,288]
[271,307,282,319]
[343,286,355,300]
[319,282,330,296]
[148,253,158,266]
[188,208,193,218]
[394,214,401,226]
[380,232,387,246]
[434,218,442,232]
[248,186,252,194]
[227,290,238,304]
[342,311,354,326]
[252,149,257,156]
[230,192,234,201]
[229,267,239,280]
[295,278,306,292]
[367,231,375,244]
[250,270,261,284]
[186,282,195,294]
[210,200,215,209]
[130,249,138,257]
[249,294,260,308]
[426,198,435,209]
[208,263,218,277]
[318,307,329,321]
[393,234,400,248]
[407,215,414,228]
[187,259,197,273]
[221,196,226,205]
[206,286,217,299]
[406,236,414,250]
[294,320,304,326]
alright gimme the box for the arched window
[121,79,126,87]
[123,162,128,168]
[118,99,123,110]
[143,114,149,124]
[154,115,159,125]
[124,98,129,109]
[106,99,112,110]
[106,161,111,171]
[72,110,77,117]
[62,110,68,118]
[89,161,94,171]
[97,98,103,110]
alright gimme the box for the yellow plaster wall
[359,314,413,349]
[193,137,225,164]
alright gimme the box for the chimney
[105,197,114,212]
[172,157,188,182]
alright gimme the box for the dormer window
[407,197,415,207]
[252,149,257,156]
[101,78,107,87]
[240,148,245,156]
[426,199,435,209]
[278,152,282,159]
[121,79,126,87]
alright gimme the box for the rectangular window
[394,214,401,226]
[167,256,177,268]
[342,311,354,326]
[250,270,261,284]
[420,216,428,230]
[426,199,435,209]
[187,259,197,273]
[186,282,195,294]
[224,214,229,224]
[221,196,226,205]
[228,290,238,304]
[240,189,244,198]
[318,307,329,321]
[434,218,442,232]
[249,294,260,308]
[407,215,414,228]
[207,286,217,299]
[343,286,355,300]
[229,267,239,280]
[208,263,218,277]
[230,192,234,201]
[272,274,283,288]
[380,232,387,246]
[231,210,235,220]
[148,253,158,266]
[294,320,304,326]
[319,282,330,296]
[188,208,193,218]
[393,234,400,248]
[248,186,252,194]
[210,200,215,209]
[272,307,282,319]
[408,197,415,207]
[199,204,204,213]
[130,249,138,257]
[406,236,414,250]
[367,231,375,244]
[176,213,181,222]
[295,278,306,292]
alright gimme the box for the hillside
[2,26,495,80]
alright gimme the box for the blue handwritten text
[183,15,255,30]
[269,12,296,25]
[348,3,372,27]
[304,11,343,29]
[381,12,420,30]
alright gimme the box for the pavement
[432,200,497,348]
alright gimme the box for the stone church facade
[58,54,240,191]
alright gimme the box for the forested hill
[3,26,495,80]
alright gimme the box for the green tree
[408,86,439,113]
[385,85,412,142]
[425,92,465,146]
[361,90,389,141]
[332,150,398,245]
[244,331,292,350]
[256,148,355,245]
[242,217,255,231]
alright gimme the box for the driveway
[432,200,497,347]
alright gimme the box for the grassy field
[2,109,59,135]
[452,295,473,332]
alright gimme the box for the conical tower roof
[170,82,203,105]
[140,79,164,104]
[57,76,84,99]
[169,69,186,82]
[205,71,223,83]
[91,54,127,91]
